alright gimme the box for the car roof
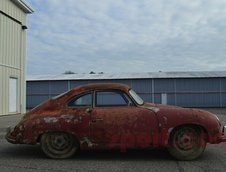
[72,83,131,92]
[52,83,132,102]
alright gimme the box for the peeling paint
[43,117,58,123]
[19,125,23,131]
[60,114,74,120]
[80,137,93,147]
[61,115,74,123]
[144,106,160,113]
[163,116,168,124]
[35,119,41,124]
[168,127,173,133]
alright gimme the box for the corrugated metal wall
[0,0,27,115]
[0,0,26,25]
[26,77,226,109]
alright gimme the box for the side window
[96,91,128,107]
[68,93,92,107]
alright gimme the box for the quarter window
[68,93,92,107]
[96,91,128,107]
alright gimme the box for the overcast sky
[25,0,226,75]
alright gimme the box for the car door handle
[91,118,103,122]
[86,108,92,113]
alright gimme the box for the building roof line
[11,0,34,13]
[26,71,226,81]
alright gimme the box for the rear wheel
[168,126,206,160]
[41,132,79,159]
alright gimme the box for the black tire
[41,132,79,159]
[168,126,206,160]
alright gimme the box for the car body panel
[90,106,159,150]
[6,83,226,152]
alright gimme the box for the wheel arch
[166,123,208,160]
[168,123,209,143]
[37,130,80,147]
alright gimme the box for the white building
[0,0,33,116]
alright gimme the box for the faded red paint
[5,83,226,154]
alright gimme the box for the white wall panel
[0,0,29,115]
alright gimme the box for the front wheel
[168,126,206,160]
[41,132,79,159]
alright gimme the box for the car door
[90,90,159,150]
[63,92,93,141]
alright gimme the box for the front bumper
[223,125,226,134]
[217,125,226,143]
[5,126,19,144]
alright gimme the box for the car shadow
[2,144,174,161]
[2,143,216,162]
[75,149,173,161]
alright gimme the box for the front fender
[156,108,222,146]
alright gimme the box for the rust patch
[80,137,93,147]
[144,106,159,113]
[43,117,58,123]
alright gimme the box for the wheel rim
[174,128,199,151]
[50,134,70,150]
[46,133,75,155]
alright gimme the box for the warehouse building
[26,71,226,109]
[0,0,33,116]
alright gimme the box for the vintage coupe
[6,83,226,160]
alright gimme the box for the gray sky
[26,0,226,75]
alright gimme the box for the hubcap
[50,134,70,151]
[175,128,198,151]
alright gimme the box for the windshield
[129,89,144,105]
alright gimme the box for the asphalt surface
[0,109,226,172]
[0,138,226,172]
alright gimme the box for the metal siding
[154,79,174,93]
[176,93,220,107]
[26,95,49,109]
[222,93,226,106]
[221,78,226,91]
[26,81,50,111]
[139,93,152,102]
[70,80,92,88]
[130,79,152,93]
[221,78,226,107]
[27,81,50,94]
[26,77,226,109]
[202,93,220,107]
[176,78,220,92]
[0,7,26,115]
[20,26,26,113]
[108,79,132,86]
[167,93,176,105]
[154,94,161,104]
[0,67,4,115]
[0,0,27,25]
[26,82,33,94]
[49,81,68,95]
[0,14,21,69]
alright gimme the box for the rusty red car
[6,83,226,160]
